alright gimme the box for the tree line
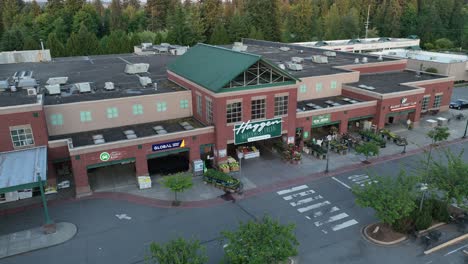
[0,0,466,57]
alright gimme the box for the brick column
[339,119,349,134]
[71,159,91,197]
[47,162,57,186]
[135,155,149,177]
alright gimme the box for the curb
[424,233,468,255]
[362,224,407,246]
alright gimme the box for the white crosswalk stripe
[331,219,359,231]
[347,175,378,187]
[311,206,340,218]
[277,185,308,195]
[313,213,349,227]
[289,195,323,207]
[297,201,330,213]
[283,189,315,201]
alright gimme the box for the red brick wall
[347,62,407,74]
[418,81,454,109]
[70,131,214,195]
[0,110,48,152]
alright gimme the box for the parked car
[449,99,468,110]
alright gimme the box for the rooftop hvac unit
[311,55,328,64]
[94,138,105,144]
[354,58,360,64]
[104,82,115,90]
[232,42,248,52]
[47,77,68,85]
[291,57,304,63]
[362,57,368,63]
[0,80,9,91]
[286,63,303,71]
[170,46,188,55]
[279,47,291,52]
[278,64,286,70]
[10,85,17,92]
[139,76,152,87]
[124,63,150,74]
[378,55,383,61]
[76,82,91,93]
[323,51,336,57]
[161,43,170,47]
[27,88,37,96]
[141,42,153,49]
[17,78,37,88]
[45,84,61,95]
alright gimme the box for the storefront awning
[0,146,47,193]
[348,115,374,122]
[386,109,415,118]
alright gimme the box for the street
[0,141,467,264]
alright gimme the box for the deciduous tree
[147,237,207,264]
[158,172,193,206]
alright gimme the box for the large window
[274,95,289,116]
[107,107,119,118]
[421,96,430,111]
[433,95,442,108]
[251,99,266,120]
[196,94,202,116]
[10,126,34,148]
[157,102,167,112]
[50,114,63,125]
[206,98,213,124]
[331,81,337,89]
[80,111,92,122]
[180,99,189,109]
[315,82,323,92]
[299,84,307,93]
[226,102,242,123]
[132,104,143,115]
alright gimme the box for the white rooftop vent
[47,77,68,85]
[232,42,248,52]
[286,63,303,71]
[17,78,37,88]
[160,43,170,47]
[0,80,8,90]
[124,63,150,74]
[311,55,328,64]
[92,134,104,140]
[126,134,137,139]
[323,51,336,57]
[153,83,158,90]
[94,138,105,144]
[278,64,286,70]
[139,76,152,87]
[10,85,17,92]
[358,84,368,89]
[377,55,383,61]
[27,88,37,96]
[76,82,91,93]
[362,57,368,63]
[123,130,135,135]
[45,84,61,95]
[104,82,115,90]
[354,58,360,64]
[141,42,152,49]
[291,57,304,63]
[279,47,291,52]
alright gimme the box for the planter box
[220,167,230,173]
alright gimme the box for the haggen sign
[233,118,283,145]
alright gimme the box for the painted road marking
[314,213,349,227]
[311,206,340,218]
[277,185,308,196]
[115,214,132,220]
[289,195,323,207]
[360,180,378,187]
[331,219,359,231]
[443,243,468,256]
[297,201,330,213]
[332,177,351,189]
[283,189,315,201]
[348,174,367,179]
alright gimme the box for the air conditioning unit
[377,55,383,61]
[354,58,360,64]
[10,85,17,92]
[0,80,9,91]
[27,88,37,96]
[76,82,91,93]
[47,77,68,85]
[323,51,336,57]
[279,47,291,52]
[278,64,286,70]
[104,82,115,90]
[139,76,152,87]
[124,63,150,74]
[141,43,153,49]
[45,84,61,95]
[291,57,304,63]
[286,63,303,71]
[362,57,368,63]
[311,55,328,64]
[17,78,37,88]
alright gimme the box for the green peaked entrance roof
[168,43,296,93]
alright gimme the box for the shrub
[414,210,433,231]
[425,67,438,74]
[391,217,413,234]
[431,200,450,222]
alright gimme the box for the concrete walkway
[0,222,77,259]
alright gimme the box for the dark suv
[449,99,468,110]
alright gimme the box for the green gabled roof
[168,43,297,93]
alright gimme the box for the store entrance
[147,150,190,176]
[87,161,136,192]
[310,123,340,143]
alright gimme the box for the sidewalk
[0,222,77,259]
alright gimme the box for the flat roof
[295,37,418,47]
[0,146,47,192]
[230,39,398,78]
[349,71,444,94]
[372,49,467,63]
[49,117,206,148]
[297,95,367,112]
[0,53,182,106]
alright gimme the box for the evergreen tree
[2,0,21,30]
[400,2,418,37]
[166,5,192,45]
[146,0,176,31]
[105,30,131,54]
[30,0,42,17]
[228,13,248,42]
[248,26,264,40]
[209,23,229,44]
[64,0,85,15]
[153,32,164,44]
[66,24,99,56]
[1,27,24,51]
[46,32,66,57]
[244,0,281,41]
[122,0,139,9]
[72,4,100,34]
[201,0,222,36]
[46,0,64,17]
[93,0,104,17]
[340,7,360,39]
[22,34,39,50]
[51,17,68,43]
[324,4,341,40]
[109,0,124,31]
[33,13,55,42]
[128,32,141,47]
[187,3,206,45]
[286,0,313,42]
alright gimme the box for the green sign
[312,114,331,127]
[233,118,283,145]
[100,152,111,161]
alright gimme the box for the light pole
[463,119,468,139]
[401,142,407,154]
[419,183,428,212]
[324,140,330,173]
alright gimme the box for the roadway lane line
[331,219,359,231]
[297,201,330,213]
[277,185,308,195]
[289,195,323,207]
[314,213,349,227]
[283,189,315,201]
[443,243,468,256]
[331,177,351,189]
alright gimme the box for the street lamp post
[401,143,407,154]
[463,119,468,139]
[419,183,428,212]
[325,140,330,173]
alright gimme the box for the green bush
[414,210,433,231]
[391,217,413,234]
[425,67,438,74]
[204,169,239,186]
[431,200,450,222]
